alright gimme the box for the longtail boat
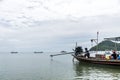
[72,54,120,66]
[72,36,120,66]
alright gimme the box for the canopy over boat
[104,37,120,41]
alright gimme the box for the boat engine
[75,46,83,56]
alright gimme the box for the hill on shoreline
[90,40,120,51]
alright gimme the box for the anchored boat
[73,36,120,66]
[72,54,120,66]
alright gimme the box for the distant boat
[34,51,43,53]
[60,51,67,53]
[11,52,18,54]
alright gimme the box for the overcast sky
[0,0,120,52]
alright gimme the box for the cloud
[0,0,120,21]
[1,14,120,51]
[0,0,120,52]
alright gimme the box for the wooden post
[96,32,99,53]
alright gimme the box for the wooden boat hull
[73,54,120,66]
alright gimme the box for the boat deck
[73,54,120,66]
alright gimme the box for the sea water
[0,52,120,80]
